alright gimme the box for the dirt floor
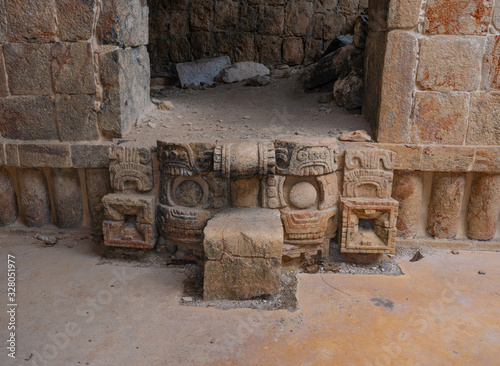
[1,233,499,365]
[126,68,371,147]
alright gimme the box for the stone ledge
[397,237,500,251]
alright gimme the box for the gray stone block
[176,56,231,87]
[56,94,99,141]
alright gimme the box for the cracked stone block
[103,220,157,249]
[51,42,95,94]
[98,0,148,46]
[0,168,17,227]
[98,46,150,137]
[3,43,52,95]
[103,193,157,224]
[203,208,283,301]
[340,197,399,254]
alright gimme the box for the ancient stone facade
[148,0,369,75]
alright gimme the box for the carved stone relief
[109,146,153,192]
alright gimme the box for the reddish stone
[424,0,493,35]
[466,174,500,240]
[427,173,465,239]
[481,36,500,91]
[5,0,56,42]
[392,172,423,237]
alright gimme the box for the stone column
[466,174,500,240]
[392,171,423,237]
[85,169,112,229]
[427,173,465,238]
[0,168,17,226]
[18,169,51,227]
[51,168,83,228]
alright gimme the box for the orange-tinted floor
[0,233,499,366]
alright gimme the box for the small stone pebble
[478,271,486,275]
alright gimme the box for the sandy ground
[1,233,499,365]
[126,69,371,148]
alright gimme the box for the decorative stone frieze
[340,197,399,254]
[261,175,287,209]
[103,194,157,224]
[343,149,395,198]
[103,220,157,249]
[158,142,214,176]
[109,146,153,193]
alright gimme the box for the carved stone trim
[103,193,157,224]
[109,146,153,192]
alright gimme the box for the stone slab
[56,94,99,141]
[466,92,500,145]
[18,143,71,168]
[55,0,95,41]
[176,56,231,87]
[51,42,95,94]
[5,0,56,42]
[71,144,112,168]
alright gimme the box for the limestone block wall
[0,0,150,140]
[148,0,368,76]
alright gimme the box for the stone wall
[148,0,368,76]
[0,0,150,140]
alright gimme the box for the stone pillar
[427,173,465,238]
[51,168,83,228]
[0,168,17,226]
[85,169,112,229]
[392,171,423,237]
[466,174,500,240]
[18,169,51,227]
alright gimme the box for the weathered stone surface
[353,15,368,49]
[109,146,153,192]
[4,143,19,166]
[3,43,52,95]
[416,36,485,92]
[203,208,283,301]
[375,144,423,171]
[219,62,270,83]
[18,168,51,227]
[103,193,157,224]
[387,0,422,29]
[86,168,112,229]
[305,44,363,89]
[0,168,17,227]
[51,168,83,228]
[274,136,338,176]
[421,146,475,172]
[0,0,6,43]
[56,94,99,142]
[424,0,493,35]
[339,130,371,142]
[343,149,395,198]
[474,147,500,172]
[55,0,95,41]
[103,220,157,249]
[214,140,275,178]
[410,92,470,144]
[340,197,399,254]
[466,174,500,240]
[0,45,7,97]
[323,35,353,58]
[362,31,387,133]
[190,32,212,60]
[72,144,111,168]
[334,71,364,110]
[98,46,150,137]
[0,96,58,140]
[51,42,95,94]
[98,0,148,46]
[260,36,283,64]
[481,36,500,91]
[230,178,260,208]
[392,171,423,237]
[283,37,304,65]
[376,31,418,143]
[5,0,56,42]
[214,0,239,29]
[261,175,287,209]
[281,207,337,245]
[466,92,500,145]
[323,12,345,39]
[18,143,71,168]
[427,173,465,238]
[285,1,313,36]
[258,6,285,36]
[494,0,500,30]
[190,1,213,31]
[158,141,215,177]
[176,56,231,87]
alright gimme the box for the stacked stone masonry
[148,0,369,75]
[0,0,151,141]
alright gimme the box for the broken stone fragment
[322,35,354,58]
[246,75,270,87]
[218,62,270,83]
[158,101,174,110]
[334,71,364,110]
[339,130,371,142]
[353,15,369,49]
[176,56,231,87]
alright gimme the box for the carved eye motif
[297,151,308,161]
[169,151,178,160]
[320,151,328,160]
[179,151,188,161]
